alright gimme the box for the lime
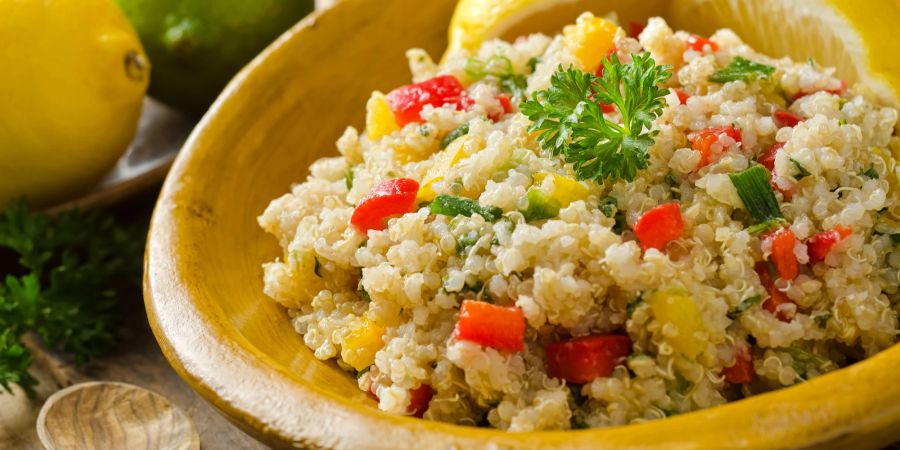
[115,0,314,113]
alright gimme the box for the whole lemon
[115,0,314,114]
[0,0,150,209]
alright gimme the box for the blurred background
[0,1,331,448]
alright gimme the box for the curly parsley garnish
[520,53,671,183]
[709,56,775,83]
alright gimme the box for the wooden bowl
[144,0,900,448]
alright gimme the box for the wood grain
[37,382,199,450]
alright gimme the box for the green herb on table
[0,201,143,397]
[728,165,784,225]
[431,194,503,222]
[521,53,672,183]
[709,56,775,83]
[440,123,470,150]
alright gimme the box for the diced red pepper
[685,34,719,52]
[594,46,617,77]
[633,203,684,251]
[754,262,795,322]
[688,126,742,168]
[722,345,753,384]
[367,383,378,400]
[407,384,434,418]
[487,93,513,122]
[350,178,420,232]
[454,300,525,352]
[674,88,690,105]
[545,334,632,384]
[767,228,799,280]
[386,75,465,126]
[773,110,803,128]
[628,21,645,38]
[807,226,852,263]
[793,79,848,101]
[455,94,476,111]
[757,142,781,171]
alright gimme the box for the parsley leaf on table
[0,200,144,396]
[520,53,672,183]
[709,56,775,83]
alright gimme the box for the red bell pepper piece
[793,79,847,101]
[407,384,434,418]
[350,178,420,232]
[757,142,781,171]
[688,126,742,168]
[685,34,719,52]
[807,226,852,263]
[454,300,525,352]
[545,334,631,384]
[628,21,645,38]
[633,203,684,251]
[486,93,513,122]
[754,262,795,322]
[773,110,803,128]
[722,345,753,384]
[673,88,690,105]
[386,75,465,126]
[767,228,799,280]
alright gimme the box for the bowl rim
[144,1,900,449]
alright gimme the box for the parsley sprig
[521,53,671,183]
[0,201,144,397]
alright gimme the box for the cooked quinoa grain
[259,14,900,431]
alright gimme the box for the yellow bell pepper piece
[418,175,443,202]
[366,90,399,140]
[648,288,706,359]
[534,172,591,207]
[341,317,385,371]
[562,14,618,72]
[417,134,484,201]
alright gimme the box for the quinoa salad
[258,13,900,431]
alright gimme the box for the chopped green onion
[709,56,775,83]
[863,167,879,179]
[418,124,431,136]
[748,218,786,235]
[728,165,783,224]
[520,187,561,222]
[440,123,470,149]
[344,169,354,190]
[465,55,514,79]
[598,196,617,218]
[789,158,811,180]
[431,194,503,222]
[727,295,761,319]
[527,56,540,73]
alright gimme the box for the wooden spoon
[36,382,199,450]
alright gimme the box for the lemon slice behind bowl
[445,0,669,58]
[666,0,900,110]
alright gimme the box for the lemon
[115,0,314,114]
[0,0,149,209]
[445,0,900,107]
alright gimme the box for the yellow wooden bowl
[144,0,900,448]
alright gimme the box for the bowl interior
[146,1,900,448]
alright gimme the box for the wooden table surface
[0,189,269,450]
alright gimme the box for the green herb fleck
[807,57,816,67]
[727,295,761,320]
[728,165,783,224]
[431,194,503,222]
[789,158,811,180]
[358,288,372,302]
[313,256,322,278]
[455,230,481,256]
[356,367,370,379]
[838,118,847,125]
[520,187,561,222]
[748,218,786,235]
[418,125,431,136]
[626,294,644,317]
[440,123,470,149]
[664,172,678,186]
[527,56,541,73]
[500,74,528,97]
[891,234,900,244]
[598,196,617,218]
[521,53,672,183]
[814,313,832,329]
[863,167,879,179]
[344,169,355,190]
[709,56,775,83]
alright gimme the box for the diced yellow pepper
[648,288,706,359]
[341,317,385,371]
[365,90,399,140]
[562,14,618,72]
[418,175,443,202]
[417,135,484,201]
[534,172,591,207]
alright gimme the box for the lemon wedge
[446,0,900,108]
